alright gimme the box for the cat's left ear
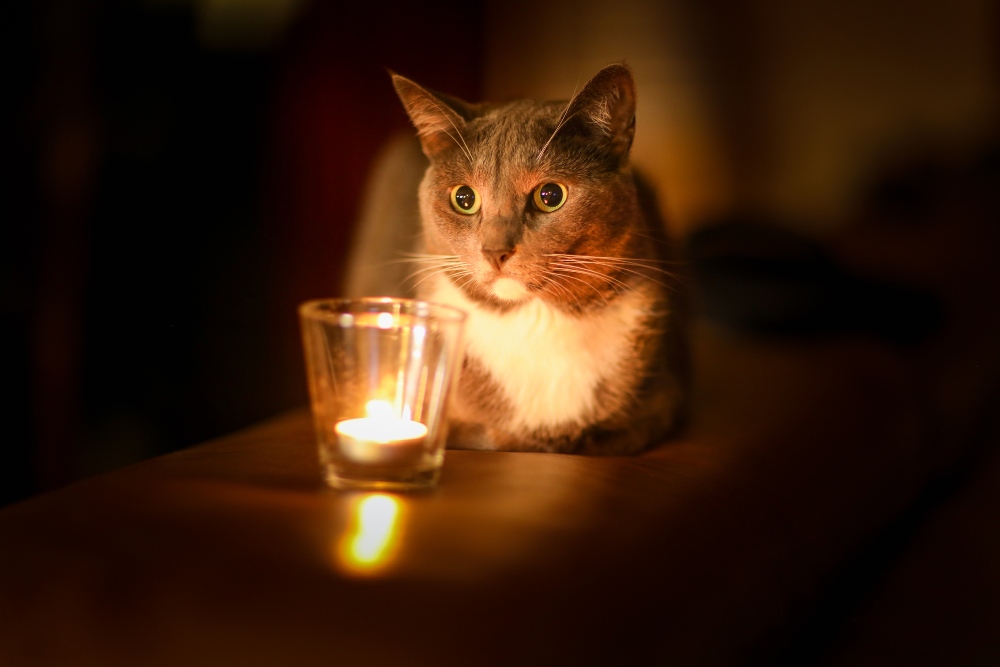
[562,63,637,159]
[391,72,473,160]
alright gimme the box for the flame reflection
[336,493,404,575]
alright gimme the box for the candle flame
[365,399,395,421]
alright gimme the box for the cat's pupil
[454,185,476,210]
[539,183,563,208]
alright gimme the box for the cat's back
[343,133,426,299]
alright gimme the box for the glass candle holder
[299,298,467,491]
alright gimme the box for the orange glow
[336,493,403,575]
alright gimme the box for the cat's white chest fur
[430,277,644,432]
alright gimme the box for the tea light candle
[336,400,429,465]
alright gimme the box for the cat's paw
[445,420,497,451]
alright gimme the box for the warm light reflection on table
[336,493,404,576]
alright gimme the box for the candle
[301,298,466,490]
[335,400,429,465]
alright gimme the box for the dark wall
[2,0,485,505]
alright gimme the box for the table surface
[2,313,999,666]
[6,202,1000,665]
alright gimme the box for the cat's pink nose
[482,247,515,271]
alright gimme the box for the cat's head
[392,64,647,311]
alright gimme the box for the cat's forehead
[468,100,560,150]
[474,98,564,127]
[460,99,570,177]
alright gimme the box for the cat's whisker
[536,79,584,163]
[558,259,668,286]
[423,107,474,165]
[540,277,585,311]
[404,257,465,269]
[450,275,477,294]
[548,262,632,294]
[548,258,634,291]
[407,268,454,290]
[399,257,465,278]
[546,253,680,271]
[536,111,581,163]
[396,252,463,262]
[397,253,462,263]
[449,134,474,166]
[581,260,684,291]
[413,266,475,289]
[538,284,573,310]
[391,254,465,277]
[613,267,681,290]
[537,274,573,300]
[538,272,584,309]
[549,271,627,299]
[563,261,677,278]
[377,251,469,293]
[356,251,446,271]
[545,253,682,291]
[454,272,479,293]
[403,264,461,286]
[546,269,610,307]
[580,264,676,293]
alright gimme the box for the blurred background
[3,0,997,505]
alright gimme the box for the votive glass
[299,298,467,491]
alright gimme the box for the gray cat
[357,64,688,455]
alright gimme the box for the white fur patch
[429,277,646,432]
[491,277,530,302]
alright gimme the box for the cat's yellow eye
[532,182,567,213]
[450,184,481,215]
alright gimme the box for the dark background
[2,0,484,505]
[3,0,997,508]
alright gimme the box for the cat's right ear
[391,73,470,160]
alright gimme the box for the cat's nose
[482,246,516,271]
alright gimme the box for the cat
[358,63,688,455]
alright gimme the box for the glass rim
[298,297,468,324]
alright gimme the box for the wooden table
[3,311,999,666]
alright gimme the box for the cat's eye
[450,184,481,215]
[532,182,567,213]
